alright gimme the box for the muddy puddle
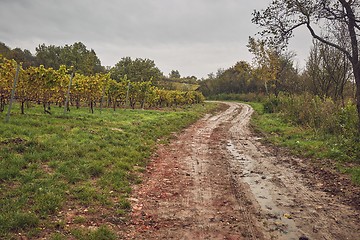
[227,139,300,239]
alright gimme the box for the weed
[50,233,66,240]
[71,226,117,240]
[346,168,360,185]
[117,198,131,210]
[73,216,87,224]
[89,226,117,240]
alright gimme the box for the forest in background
[0,41,199,88]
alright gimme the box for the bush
[261,93,360,161]
[338,102,358,137]
[208,93,265,102]
[263,96,281,113]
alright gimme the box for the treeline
[0,42,104,75]
[199,37,359,152]
[0,57,204,115]
[201,39,355,104]
[0,41,201,88]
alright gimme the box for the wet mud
[124,102,360,240]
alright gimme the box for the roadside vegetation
[210,93,360,186]
[0,102,218,239]
[250,97,360,185]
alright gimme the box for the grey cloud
[0,0,311,78]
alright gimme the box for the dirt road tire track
[124,102,360,240]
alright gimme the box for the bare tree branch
[306,22,352,60]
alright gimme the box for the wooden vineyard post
[64,72,74,114]
[100,83,106,113]
[5,63,20,123]
[126,82,130,108]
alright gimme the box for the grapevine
[0,57,204,114]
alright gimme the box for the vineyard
[0,57,205,115]
[0,56,209,239]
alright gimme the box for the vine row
[0,58,204,114]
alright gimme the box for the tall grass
[261,94,360,160]
[263,93,358,136]
[249,93,360,185]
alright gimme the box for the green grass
[0,102,218,239]
[70,226,117,240]
[248,102,360,185]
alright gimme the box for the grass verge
[248,102,360,185]
[0,102,219,239]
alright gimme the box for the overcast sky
[0,0,312,78]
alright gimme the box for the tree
[199,61,256,96]
[306,40,352,103]
[169,70,181,78]
[36,42,104,75]
[0,43,37,69]
[8,48,37,69]
[247,37,296,97]
[252,0,360,132]
[35,44,61,69]
[110,57,163,82]
[60,42,104,75]
[0,42,11,58]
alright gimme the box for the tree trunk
[352,61,360,133]
[353,63,360,135]
[90,101,94,114]
[76,98,80,109]
[0,96,4,112]
[43,102,51,114]
[140,100,145,109]
[21,101,25,114]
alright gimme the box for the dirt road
[124,102,360,240]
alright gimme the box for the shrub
[261,93,360,161]
[208,93,265,102]
[263,96,281,113]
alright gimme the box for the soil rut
[124,102,360,240]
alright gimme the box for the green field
[0,103,218,239]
